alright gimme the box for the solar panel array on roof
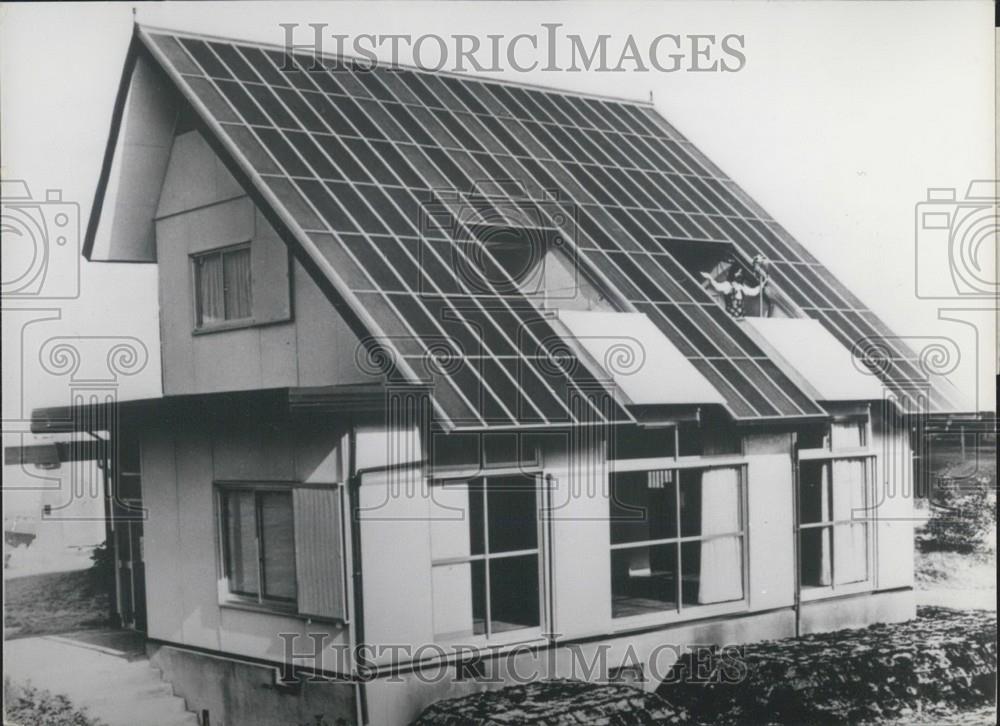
[146,31,641,430]
[139,27,964,424]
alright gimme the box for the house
[26,23,974,726]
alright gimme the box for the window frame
[799,416,871,455]
[607,459,749,623]
[608,422,743,472]
[191,241,255,333]
[429,433,543,478]
[429,467,547,646]
[215,481,298,613]
[796,418,877,599]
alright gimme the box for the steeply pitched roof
[85,24,969,429]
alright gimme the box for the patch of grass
[3,568,111,637]
[915,549,996,590]
[3,677,104,726]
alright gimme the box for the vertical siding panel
[139,423,184,642]
[746,454,796,610]
[251,208,292,324]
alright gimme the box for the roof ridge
[134,22,657,109]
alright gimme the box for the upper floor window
[194,243,252,328]
[468,224,617,312]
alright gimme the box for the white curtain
[697,467,743,604]
[196,254,224,325]
[223,247,252,320]
[833,459,868,584]
[815,464,832,587]
[432,564,475,639]
[832,459,867,520]
[224,490,259,594]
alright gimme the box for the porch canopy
[9,385,389,468]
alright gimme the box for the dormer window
[701,259,767,319]
[660,238,787,319]
[193,243,252,329]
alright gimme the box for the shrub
[89,541,114,579]
[657,607,996,725]
[3,678,104,726]
[924,477,997,554]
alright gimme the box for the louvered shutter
[293,486,347,621]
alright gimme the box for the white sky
[1,0,996,428]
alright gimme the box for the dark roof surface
[107,25,965,427]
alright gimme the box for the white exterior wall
[357,417,435,660]
[154,130,373,397]
[548,428,614,640]
[140,405,916,724]
[140,411,353,672]
[357,426,801,658]
[744,432,797,611]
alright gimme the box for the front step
[147,663,201,726]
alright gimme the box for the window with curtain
[194,244,252,328]
[221,487,296,604]
[609,465,744,619]
[429,474,540,641]
[798,457,870,588]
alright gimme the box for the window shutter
[250,215,292,324]
[293,486,347,621]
